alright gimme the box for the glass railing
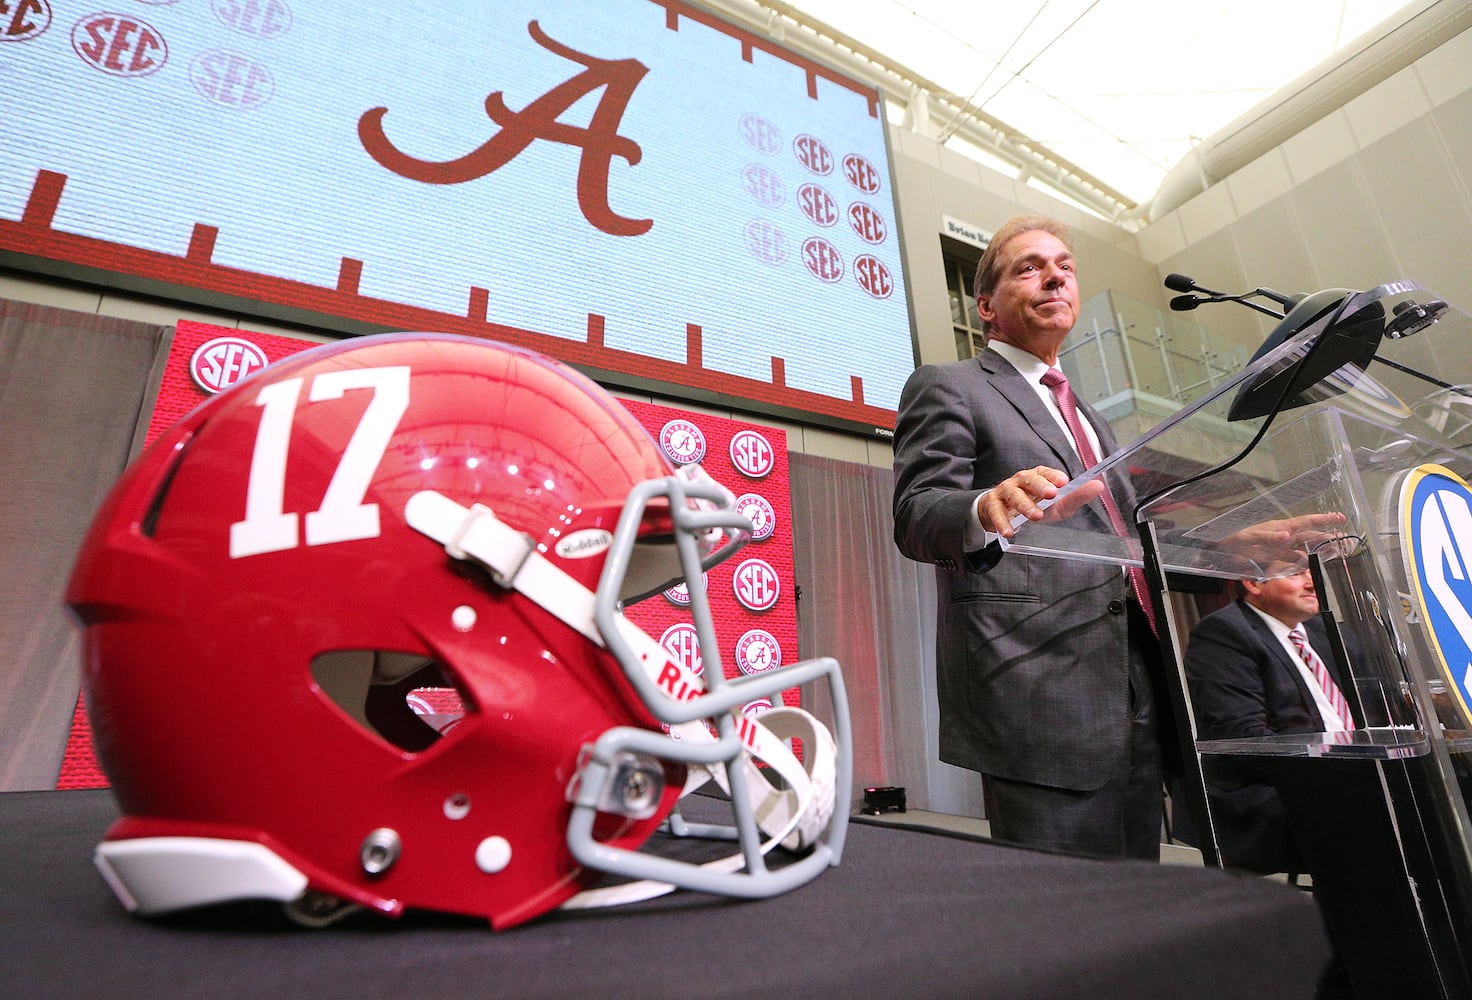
[1059,289,1253,441]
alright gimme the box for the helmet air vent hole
[311,650,471,753]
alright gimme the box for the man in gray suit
[892,214,1165,859]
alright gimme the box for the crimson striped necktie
[1289,625,1355,730]
[1040,368,1156,635]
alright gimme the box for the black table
[4,790,1330,999]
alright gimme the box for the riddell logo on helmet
[190,336,269,393]
[554,529,612,559]
[656,661,702,703]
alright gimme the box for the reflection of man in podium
[1183,565,1355,874]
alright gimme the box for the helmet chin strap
[404,489,841,909]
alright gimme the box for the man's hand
[977,466,1105,538]
[1217,511,1351,565]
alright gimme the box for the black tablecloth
[3,790,1329,999]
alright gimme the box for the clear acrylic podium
[1004,280,1472,999]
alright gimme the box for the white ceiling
[732,0,1421,213]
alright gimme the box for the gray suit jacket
[892,348,1135,790]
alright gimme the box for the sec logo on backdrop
[733,558,780,612]
[659,623,703,677]
[190,336,269,393]
[730,429,775,479]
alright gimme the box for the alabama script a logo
[358,19,651,237]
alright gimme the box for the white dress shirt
[1243,603,1351,733]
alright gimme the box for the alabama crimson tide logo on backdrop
[735,493,775,541]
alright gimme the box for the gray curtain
[0,299,171,790]
[790,453,984,816]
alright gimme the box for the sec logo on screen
[190,49,275,109]
[211,0,292,38]
[855,254,894,299]
[1401,464,1472,721]
[801,237,844,283]
[848,202,888,245]
[71,12,167,76]
[843,153,881,194]
[741,163,786,209]
[190,336,269,393]
[1,0,51,41]
[739,113,781,156]
[793,134,833,176]
[798,183,838,228]
[744,219,789,266]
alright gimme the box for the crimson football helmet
[66,333,850,929]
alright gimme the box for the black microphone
[1162,273,1303,318]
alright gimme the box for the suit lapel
[979,349,1120,535]
[978,349,1082,476]
[1238,602,1323,724]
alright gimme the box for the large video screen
[0,0,913,435]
